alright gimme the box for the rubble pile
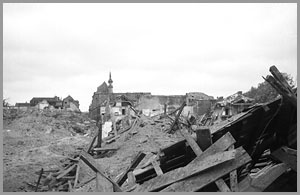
[3,66,297,192]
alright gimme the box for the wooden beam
[79,150,122,192]
[195,126,212,151]
[230,169,238,191]
[269,65,295,95]
[136,149,236,192]
[35,168,44,192]
[97,116,102,147]
[161,147,251,192]
[93,147,118,152]
[168,102,186,133]
[56,164,76,180]
[96,172,113,192]
[151,159,163,176]
[116,151,146,186]
[181,129,231,192]
[215,179,231,192]
[180,129,202,156]
[86,135,98,154]
[229,145,239,192]
[189,132,236,165]
[271,146,297,172]
[238,163,288,192]
[73,163,80,188]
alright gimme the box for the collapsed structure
[17,66,297,192]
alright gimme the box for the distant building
[30,96,63,109]
[63,95,80,111]
[213,91,254,120]
[15,102,31,111]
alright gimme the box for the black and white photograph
[2,2,297,192]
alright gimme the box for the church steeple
[108,72,113,93]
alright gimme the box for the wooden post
[35,168,44,192]
[195,126,212,151]
[97,115,102,148]
[168,102,186,133]
[229,145,239,192]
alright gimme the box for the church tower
[108,72,113,94]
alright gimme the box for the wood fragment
[56,164,77,180]
[116,151,146,186]
[151,159,163,176]
[182,129,231,192]
[168,102,186,133]
[80,150,122,192]
[137,150,236,192]
[127,171,136,186]
[180,129,202,156]
[195,126,212,151]
[161,147,251,192]
[271,146,297,172]
[93,147,118,152]
[35,168,43,192]
[238,163,288,192]
[73,163,80,188]
[230,170,239,191]
[228,145,239,192]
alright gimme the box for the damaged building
[88,73,216,121]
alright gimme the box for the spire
[108,71,113,93]
[108,72,113,84]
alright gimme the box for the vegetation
[244,73,295,103]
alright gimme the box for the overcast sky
[3,3,297,112]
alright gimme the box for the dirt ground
[3,109,184,192]
[2,109,98,192]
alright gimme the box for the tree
[244,73,295,104]
[3,98,11,107]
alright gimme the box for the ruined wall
[136,95,186,116]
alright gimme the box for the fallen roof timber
[161,147,251,192]
[136,150,236,192]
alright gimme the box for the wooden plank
[96,172,113,192]
[151,160,163,176]
[79,150,122,192]
[230,169,238,191]
[238,163,288,192]
[137,150,236,192]
[73,163,80,188]
[168,102,186,133]
[161,147,251,192]
[93,147,118,152]
[271,146,297,172]
[87,135,97,154]
[195,126,212,151]
[127,171,136,186]
[228,145,239,192]
[189,131,236,165]
[269,65,295,95]
[116,151,146,186]
[215,179,231,192]
[180,129,202,156]
[56,164,76,179]
[182,129,231,192]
